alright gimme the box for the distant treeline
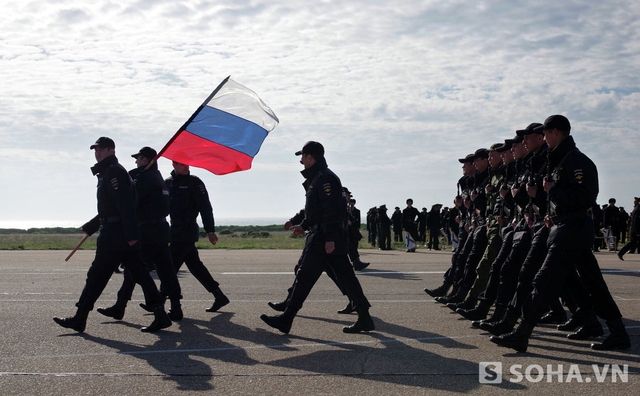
[0,225,286,235]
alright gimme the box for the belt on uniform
[551,212,587,225]
[308,224,323,233]
[138,218,167,225]
[99,216,121,225]
[170,218,196,226]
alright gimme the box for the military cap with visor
[516,122,544,136]
[533,115,571,133]
[131,146,157,161]
[295,141,325,157]
[89,137,115,150]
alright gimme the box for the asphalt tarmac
[0,248,638,395]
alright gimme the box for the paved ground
[0,248,638,395]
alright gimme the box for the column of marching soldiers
[422,120,631,352]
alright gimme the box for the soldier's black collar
[300,157,328,180]
[90,155,118,176]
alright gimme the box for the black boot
[439,287,468,305]
[557,310,585,331]
[260,307,298,334]
[338,301,355,314]
[353,259,370,271]
[473,303,507,328]
[567,311,603,340]
[168,299,183,321]
[480,308,518,336]
[447,294,475,311]
[206,288,230,312]
[591,318,631,350]
[140,295,165,313]
[457,299,491,321]
[268,300,287,312]
[343,306,375,333]
[435,285,459,303]
[538,309,567,324]
[490,321,534,353]
[53,307,90,333]
[141,305,172,332]
[425,281,452,298]
[97,302,127,320]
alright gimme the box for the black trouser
[170,241,219,293]
[282,249,349,304]
[393,227,402,242]
[508,222,548,313]
[449,228,474,284]
[619,234,640,256]
[478,226,514,303]
[287,232,370,312]
[117,242,182,303]
[427,227,440,250]
[77,249,163,311]
[378,227,391,250]
[444,227,469,284]
[457,225,488,290]
[493,226,532,306]
[348,233,361,263]
[523,246,622,324]
[521,217,622,324]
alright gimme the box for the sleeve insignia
[199,184,206,194]
[574,169,584,183]
[323,183,332,195]
[110,178,120,190]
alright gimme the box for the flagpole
[65,234,90,262]
[148,76,232,171]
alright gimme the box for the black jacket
[82,155,139,251]
[299,157,347,252]
[165,170,215,243]
[547,136,599,249]
[130,162,171,245]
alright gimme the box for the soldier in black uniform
[391,207,403,242]
[166,161,230,313]
[97,147,184,322]
[260,141,374,334]
[377,204,392,250]
[54,137,171,333]
[402,199,420,252]
[618,197,640,260]
[490,115,631,352]
[347,196,369,269]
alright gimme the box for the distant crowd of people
[364,201,455,252]
[360,196,639,256]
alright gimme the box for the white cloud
[1,0,639,227]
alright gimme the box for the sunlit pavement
[0,249,638,395]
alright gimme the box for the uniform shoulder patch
[110,177,119,190]
[323,183,332,195]
[574,169,584,183]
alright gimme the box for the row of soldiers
[423,115,631,352]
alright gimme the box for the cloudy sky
[1,0,639,228]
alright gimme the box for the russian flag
[158,77,279,175]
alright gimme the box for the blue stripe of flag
[185,106,268,157]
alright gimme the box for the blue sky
[1,0,639,228]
